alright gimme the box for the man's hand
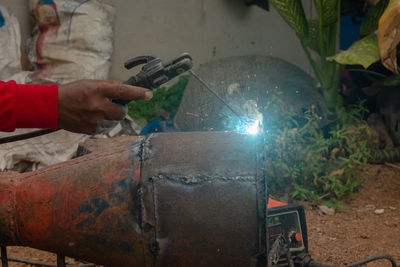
[58,79,152,134]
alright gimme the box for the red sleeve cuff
[15,83,58,130]
[0,81,17,132]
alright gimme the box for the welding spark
[230,118,261,135]
[245,120,260,135]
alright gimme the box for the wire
[188,70,243,119]
[0,129,58,144]
[308,254,397,267]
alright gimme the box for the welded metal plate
[141,131,258,177]
[140,132,264,266]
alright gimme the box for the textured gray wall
[0,0,312,80]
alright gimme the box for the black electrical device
[267,203,397,267]
[113,53,193,105]
[268,204,308,266]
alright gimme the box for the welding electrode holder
[113,53,193,105]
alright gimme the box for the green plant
[127,75,189,126]
[264,0,400,207]
[330,0,400,85]
[265,95,370,208]
[269,0,400,122]
[269,0,344,121]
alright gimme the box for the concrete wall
[0,0,312,80]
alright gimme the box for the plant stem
[331,0,341,56]
[300,39,323,85]
[316,0,327,75]
[335,64,345,88]
[327,1,340,84]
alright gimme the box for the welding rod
[189,70,243,119]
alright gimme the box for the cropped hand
[58,79,152,134]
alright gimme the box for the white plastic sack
[27,0,115,84]
[0,6,31,84]
[0,130,87,171]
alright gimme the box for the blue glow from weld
[245,119,260,135]
[229,117,260,135]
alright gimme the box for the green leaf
[314,0,339,26]
[382,74,400,86]
[327,34,380,68]
[270,0,309,41]
[308,19,320,54]
[127,75,188,123]
[360,0,389,36]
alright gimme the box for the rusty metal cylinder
[0,132,267,266]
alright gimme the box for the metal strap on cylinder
[255,130,269,265]
[1,246,8,267]
[57,253,66,267]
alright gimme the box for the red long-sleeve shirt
[0,81,58,132]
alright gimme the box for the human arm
[0,79,152,134]
[57,79,152,134]
[0,80,58,132]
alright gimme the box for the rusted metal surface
[0,132,267,266]
[0,139,154,266]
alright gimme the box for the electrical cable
[0,129,58,144]
[302,254,397,267]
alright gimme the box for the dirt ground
[306,163,400,267]
[4,163,400,267]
